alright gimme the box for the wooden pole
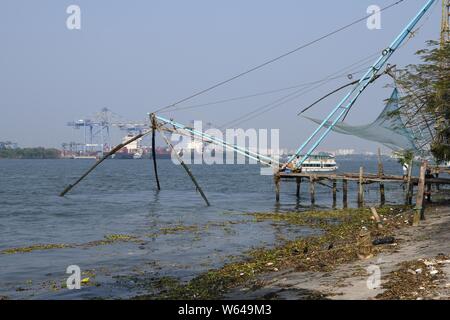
[343,179,348,209]
[59,131,149,197]
[296,177,301,198]
[332,179,337,209]
[379,181,385,206]
[377,148,385,206]
[358,166,364,208]
[150,114,161,191]
[275,174,281,202]
[413,161,427,226]
[426,167,432,202]
[310,176,315,206]
[409,183,414,205]
[405,160,413,205]
[435,172,440,191]
[156,126,210,206]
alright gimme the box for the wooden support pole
[405,160,413,205]
[358,166,364,208]
[426,182,432,202]
[332,179,337,209]
[377,148,385,206]
[426,168,432,202]
[379,182,385,206]
[413,161,427,226]
[275,174,281,202]
[435,173,440,191]
[310,176,315,206]
[296,177,301,198]
[59,131,148,197]
[157,127,210,206]
[150,114,161,191]
[343,179,348,209]
[408,183,414,205]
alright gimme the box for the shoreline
[135,196,450,300]
[228,201,450,300]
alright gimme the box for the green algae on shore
[1,243,72,255]
[0,220,253,255]
[135,206,413,300]
[160,225,201,235]
[1,234,140,255]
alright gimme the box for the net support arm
[284,0,436,170]
[154,114,279,167]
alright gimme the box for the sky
[0,0,442,152]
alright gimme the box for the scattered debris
[376,254,449,300]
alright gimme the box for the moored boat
[283,152,338,172]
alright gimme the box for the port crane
[66,108,151,156]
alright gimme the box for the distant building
[334,149,355,156]
[0,141,18,150]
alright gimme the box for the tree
[394,40,449,162]
[395,150,414,168]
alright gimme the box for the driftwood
[370,207,383,229]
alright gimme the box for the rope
[218,53,381,128]
[153,0,406,113]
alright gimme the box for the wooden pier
[274,162,450,225]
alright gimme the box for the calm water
[0,158,409,299]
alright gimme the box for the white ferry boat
[283,153,338,172]
[71,155,97,160]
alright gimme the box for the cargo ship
[111,133,172,160]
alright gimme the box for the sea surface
[0,158,415,299]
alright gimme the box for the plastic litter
[372,236,395,245]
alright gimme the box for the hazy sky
[0,0,441,152]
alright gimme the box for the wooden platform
[278,171,450,185]
[273,163,450,210]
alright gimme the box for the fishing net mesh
[304,88,425,154]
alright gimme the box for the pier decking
[274,163,450,214]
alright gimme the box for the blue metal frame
[286,0,436,169]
